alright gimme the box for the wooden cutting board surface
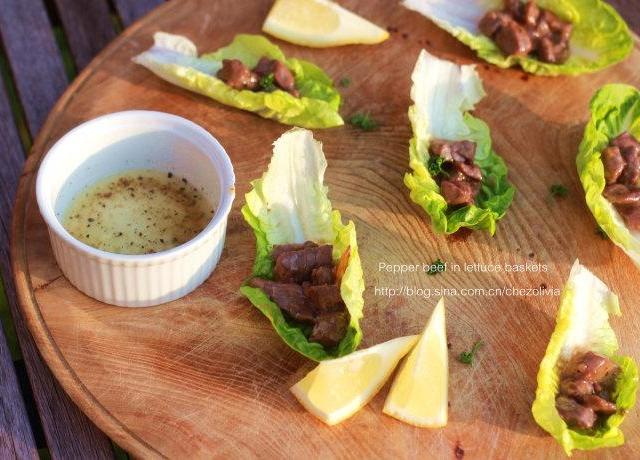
[11,0,640,458]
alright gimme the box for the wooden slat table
[0,0,637,458]
[0,1,162,457]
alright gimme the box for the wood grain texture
[0,65,37,460]
[112,0,165,27]
[0,0,67,135]
[52,0,117,71]
[10,0,640,458]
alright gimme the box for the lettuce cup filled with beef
[402,0,632,76]
[134,33,342,128]
[532,260,638,455]
[240,128,364,361]
[577,84,640,267]
[404,49,514,235]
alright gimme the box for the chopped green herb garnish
[426,258,446,275]
[458,340,483,365]
[596,226,609,240]
[427,156,448,177]
[338,77,351,88]
[259,73,276,91]
[349,112,378,131]
[549,184,569,198]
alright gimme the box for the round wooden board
[11,0,640,458]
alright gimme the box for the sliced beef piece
[527,17,550,45]
[618,205,640,231]
[309,311,349,348]
[556,396,597,430]
[602,146,625,184]
[479,11,510,38]
[311,266,335,285]
[248,278,315,323]
[274,244,333,283]
[581,394,617,415]
[612,132,640,154]
[454,162,483,181]
[429,140,476,163]
[440,179,476,206]
[620,150,640,186]
[562,351,620,387]
[504,0,523,19]
[253,57,299,96]
[537,37,570,64]
[541,10,572,44]
[217,59,259,90]
[559,378,594,399]
[495,19,533,56]
[271,241,317,261]
[522,1,540,27]
[304,284,344,313]
[603,184,640,206]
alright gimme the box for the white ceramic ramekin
[36,110,235,307]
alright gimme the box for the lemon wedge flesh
[263,0,389,48]
[383,298,448,427]
[290,335,418,425]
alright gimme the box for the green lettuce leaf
[402,0,633,76]
[404,49,514,235]
[577,84,640,267]
[133,32,343,128]
[240,128,364,361]
[532,260,638,455]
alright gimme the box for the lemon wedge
[383,298,448,427]
[263,0,389,48]
[290,335,418,425]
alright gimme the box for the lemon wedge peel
[290,335,419,425]
[263,0,389,48]
[383,297,448,428]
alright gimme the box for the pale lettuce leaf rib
[402,0,632,76]
[133,33,343,128]
[240,128,364,361]
[404,49,514,235]
[532,260,638,455]
[577,84,640,268]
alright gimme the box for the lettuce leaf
[402,0,633,76]
[532,260,638,455]
[577,84,640,267]
[404,49,514,235]
[240,128,364,361]
[133,32,343,128]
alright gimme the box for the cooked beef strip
[304,284,344,313]
[309,311,349,348]
[250,244,350,348]
[581,394,618,415]
[618,205,640,231]
[556,351,619,430]
[271,241,318,261]
[311,266,335,285]
[603,184,640,205]
[274,244,333,283]
[495,19,533,56]
[217,59,259,90]
[254,57,299,96]
[602,132,640,229]
[479,1,572,64]
[556,396,597,430]
[248,278,315,323]
[562,351,620,385]
[429,139,482,206]
[440,180,477,206]
[602,146,625,184]
[559,378,594,399]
